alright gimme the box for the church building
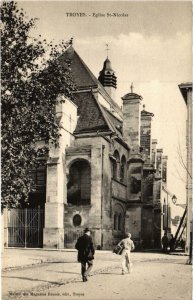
[5,46,176,250]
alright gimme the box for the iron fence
[64,229,84,248]
[7,208,44,248]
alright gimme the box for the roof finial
[143,104,145,110]
[69,37,73,46]
[105,43,110,58]
[130,82,134,93]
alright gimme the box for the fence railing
[7,208,44,248]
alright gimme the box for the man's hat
[84,227,90,233]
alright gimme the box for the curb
[4,247,112,253]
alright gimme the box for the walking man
[162,232,169,253]
[75,228,95,282]
[169,234,176,252]
[117,232,135,275]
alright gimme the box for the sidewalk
[2,247,187,270]
[2,248,116,270]
[2,248,79,270]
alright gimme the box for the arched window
[112,150,120,180]
[118,213,122,231]
[67,160,91,205]
[113,204,124,233]
[120,155,126,182]
[111,159,117,180]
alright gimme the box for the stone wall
[125,206,142,247]
[141,206,154,248]
[112,180,127,202]
[43,97,77,249]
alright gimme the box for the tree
[1,1,75,210]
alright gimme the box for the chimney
[122,87,142,151]
[156,148,163,176]
[151,139,158,169]
[140,104,154,164]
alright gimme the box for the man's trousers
[81,260,93,278]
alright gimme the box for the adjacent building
[179,83,192,254]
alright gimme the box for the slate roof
[59,46,98,89]
[58,46,121,114]
[73,92,110,134]
[100,105,123,137]
[72,91,124,138]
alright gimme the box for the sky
[18,1,192,204]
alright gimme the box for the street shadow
[153,260,187,265]
[45,261,77,264]
[2,275,63,285]
[98,272,122,275]
[47,270,80,274]
[71,279,83,283]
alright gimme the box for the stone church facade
[41,46,171,250]
[5,46,174,250]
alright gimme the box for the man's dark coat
[75,234,95,262]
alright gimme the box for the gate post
[43,157,64,249]
[24,208,27,248]
[2,209,8,250]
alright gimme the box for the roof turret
[103,58,113,71]
[98,57,117,89]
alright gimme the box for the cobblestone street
[2,249,192,300]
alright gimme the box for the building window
[113,204,124,233]
[67,160,91,205]
[114,213,123,231]
[114,213,118,230]
[112,150,120,180]
[112,159,117,179]
[118,213,122,231]
[73,214,82,227]
[120,155,126,183]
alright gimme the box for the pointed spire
[105,43,110,58]
[69,37,73,45]
[143,104,145,110]
[130,82,134,93]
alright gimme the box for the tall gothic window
[118,213,122,231]
[112,159,117,180]
[113,204,124,232]
[114,213,123,231]
[112,150,120,180]
[114,213,118,230]
[120,155,126,183]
